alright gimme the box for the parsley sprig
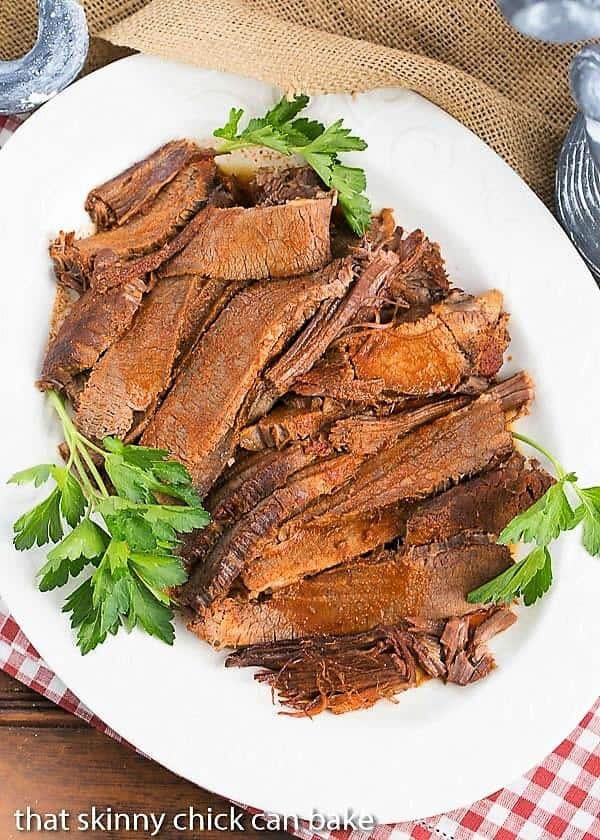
[213,95,372,236]
[8,390,209,654]
[468,432,600,607]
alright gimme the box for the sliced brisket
[329,394,471,454]
[51,158,219,287]
[72,274,239,441]
[141,267,349,494]
[386,229,449,306]
[180,441,330,571]
[294,290,508,401]
[306,375,530,521]
[247,250,398,419]
[38,277,147,391]
[161,195,333,280]
[405,451,553,545]
[189,540,512,647]
[239,397,347,451]
[238,448,550,597]
[184,452,364,607]
[365,213,449,306]
[85,140,209,229]
[241,506,406,596]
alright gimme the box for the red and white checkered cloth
[2,112,600,840]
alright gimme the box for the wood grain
[0,671,292,839]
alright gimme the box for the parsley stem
[47,389,109,500]
[69,443,97,502]
[215,140,250,154]
[74,431,106,458]
[512,432,566,479]
[77,441,109,499]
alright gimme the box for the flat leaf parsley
[213,95,372,236]
[8,390,209,654]
[468,432,600,607]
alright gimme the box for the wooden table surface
[0,670,292,839]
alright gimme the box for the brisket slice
[38,277,147,391]
[180,441,330,571]
[435,289,511,378]
[248,166,324,205]
[188,374,527,608]
[189,540,512,647]
[293,290,508,402]
[72,274,240,441]
[141,267,350,495]
[225,607,516,715]
[241,506,406,596]
[241,449,550,597]
[406,451,553,546]
[329,394,471,454]
[312,375,530,521]
[239,397,347,451]
[84,140,210,229]
[51,158,219,288]
[183,452,364,608]
[206,441,330,525]
[160,195,333,280]
[246,250,399,421]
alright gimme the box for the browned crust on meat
[239,398,347,451]
[184,452,364,607]
[329,394,471,454]
[312,388,516,521]
[293,290,509,402]
[73,274,239,441]
[405,452,553,545]
[189,541,512,647]
[85,140,212,229]
[161,195,333,280]
[141,267,349,494]
[38,278,147,391]
[50,158,218,286]
[242,506,406,596]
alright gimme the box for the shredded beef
[249,166,324,205]
[224,606,516,715]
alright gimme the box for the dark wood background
[0,671,292,839]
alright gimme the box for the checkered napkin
[2,114,600,840]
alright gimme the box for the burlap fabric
[0,0,584,205]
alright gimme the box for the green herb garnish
[468,432,599,607]
[9,390,209,654]
[213,95,372,236]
